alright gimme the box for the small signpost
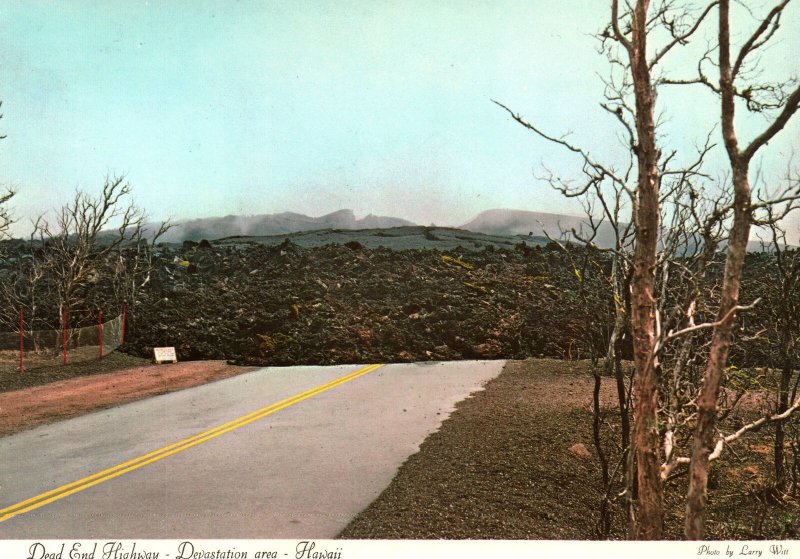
[153,346,178,364]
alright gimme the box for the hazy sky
[1,1,798,237]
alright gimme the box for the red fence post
[19,309,24,374]
[62,310,68,365]
[98,309,103,359]
[121,302,127,345]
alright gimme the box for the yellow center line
[0,363,384,522]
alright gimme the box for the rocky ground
[123,238,595,366]
[0,228,784,371]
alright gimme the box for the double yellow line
[0,363,384,523]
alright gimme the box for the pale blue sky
[1,1,798,237]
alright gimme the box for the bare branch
[611,0,633,50]
[656,297,761,355]
[492,100,632,198]
[743,86,800,162]
[649,2,719,69]
[732,0,790,80]
[709,396,800,460]
[0,189,14,240]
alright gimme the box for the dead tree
[0,225,48,344]
[538,194,634,537]
[497,0,718,538]
[0,189,12,242]
[33,175,146,328]
[676,0,800,539]
[578,194,636,538]
[590,1,717,538]
[1,176,171,352]
[0,100,13,242]
[655,178,731,483]
[111,218,173,335]
[0,102,20,324]
[757,199,800,487]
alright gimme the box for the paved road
[0,360,504,538]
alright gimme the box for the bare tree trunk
[776,361,792,484]
[685,167,751,539]
[683,0,800,536]
[792,436,800,497]
[500,0,730,539]
[685,0,748,538]
[617,366,635,535]
[592,364,612,537]
[627,0,664,539]
[607,303,633,533]
[629,176,663,541]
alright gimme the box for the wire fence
[0,306,126,374]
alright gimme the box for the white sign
[153,346,178,364]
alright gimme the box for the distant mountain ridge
[151,208,614,245]
[461,208,622,247]
[155,209,415,243]
[141,207,779,252]
[459,208,776,252]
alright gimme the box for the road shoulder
[0,360,256,437]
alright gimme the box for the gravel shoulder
[340,358,603,539]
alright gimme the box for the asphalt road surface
[0,360,505,538]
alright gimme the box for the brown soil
[0,359,256,436]
[339,359,800,540]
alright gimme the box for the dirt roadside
[0,359,256,437]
